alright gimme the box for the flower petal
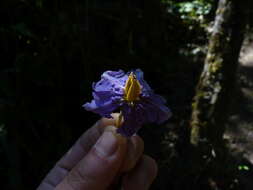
[83,99,119,118]
[133,69,153,96]
[83,70,128,117]
[94,70,128,94]
[117,94,171,137]
[142,95,172,124]
[117,104,144,137]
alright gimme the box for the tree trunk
[190,0,249,148]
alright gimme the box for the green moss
[210,59,223,73]
[190,123,199,145]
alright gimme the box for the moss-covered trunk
[190,0,249,148]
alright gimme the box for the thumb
[55,127,127,190]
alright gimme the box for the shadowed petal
[133,69,152,96]
[117,94,172,137]
[144,94,172,124]
[117,104,143,137]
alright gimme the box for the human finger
[37,114,119,189]
[121,135,144,172]
[122,155,158,190]
[55,127,127,190]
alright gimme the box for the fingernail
[94,131,118,157]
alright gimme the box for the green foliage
[161,0,213,26]
[238,165,250,171]
[177,0,212,22]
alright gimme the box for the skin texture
[37,114,158,190]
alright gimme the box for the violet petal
[83,70,128,117]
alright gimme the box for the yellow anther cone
[124,72,141,102]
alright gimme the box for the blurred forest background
[0,0,253,189]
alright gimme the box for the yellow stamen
[116,111,123,128]
[124,72,141,102]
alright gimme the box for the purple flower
[83,69,172,137]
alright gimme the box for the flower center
[124,72,141,102]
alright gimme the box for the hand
[37,114,158,190]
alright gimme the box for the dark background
[0,0,252,189]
